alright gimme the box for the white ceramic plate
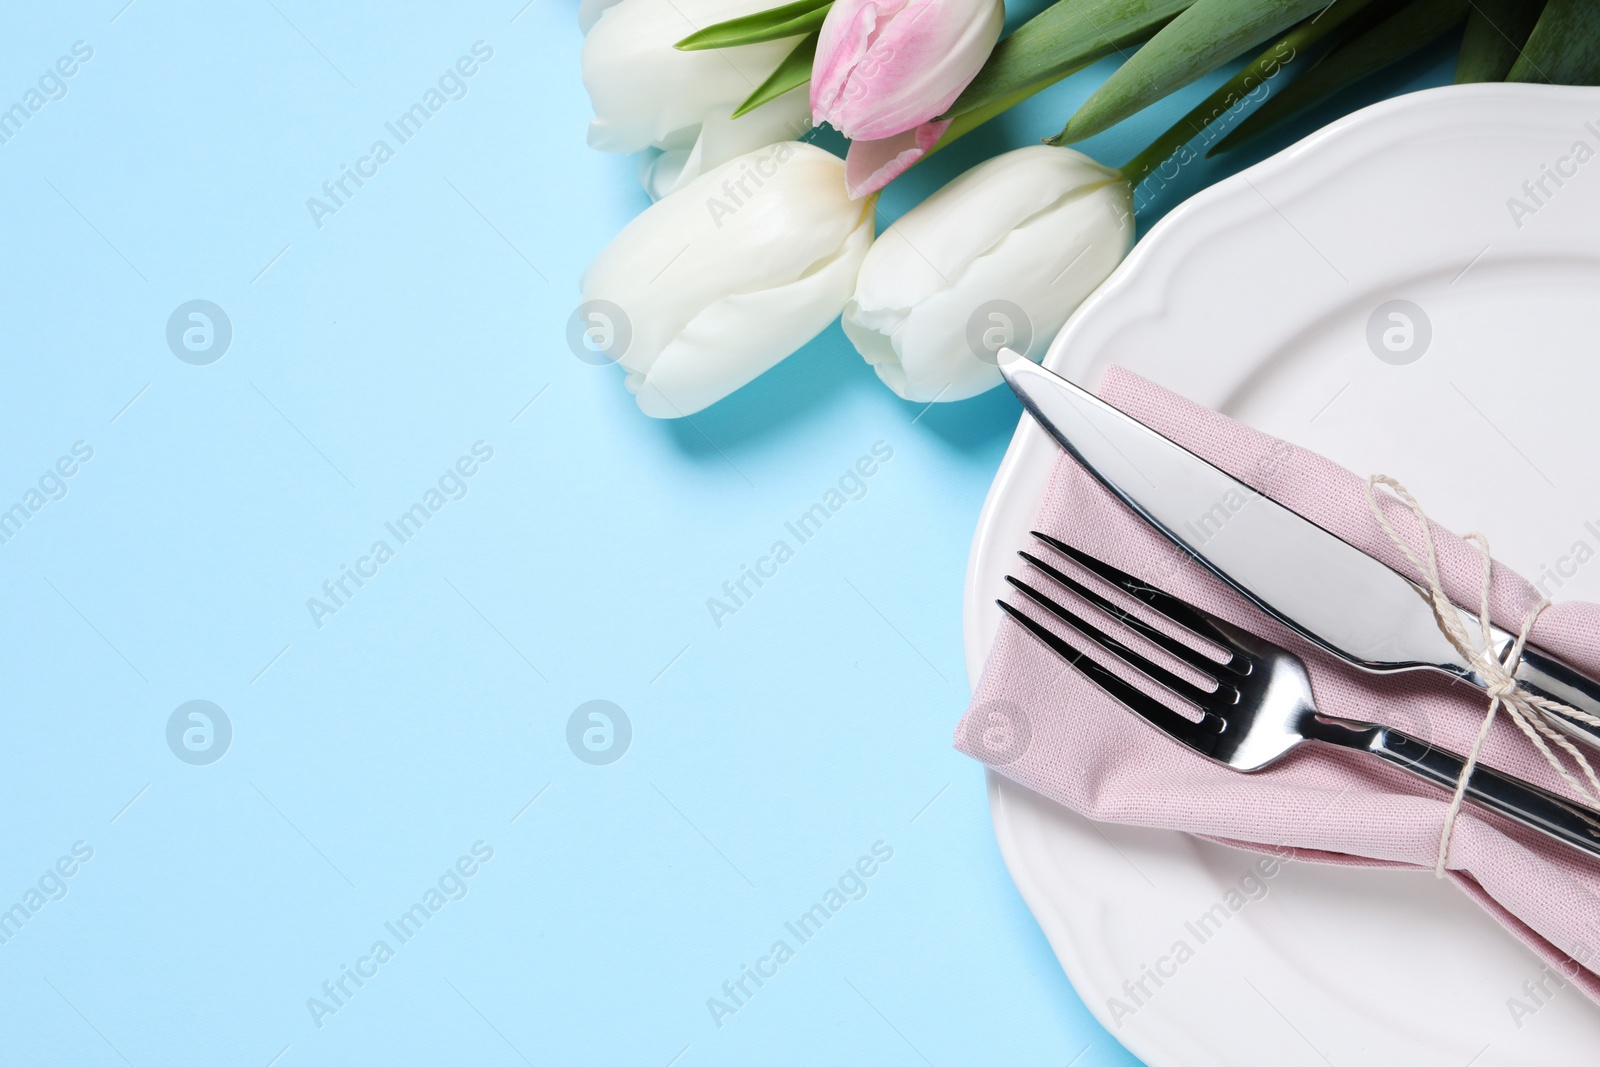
[963,84,1600,1066]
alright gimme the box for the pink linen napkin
[955,366,1600,1002]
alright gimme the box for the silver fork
[1000,530,1600,861]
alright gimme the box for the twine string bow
[1363,475,1600,876]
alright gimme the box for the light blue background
[0,3,1453,1064]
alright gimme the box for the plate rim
[961,80,1600,1066]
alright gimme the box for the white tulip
[580,142,874,418]
[582,0,812,200]
[843,145,1134,402]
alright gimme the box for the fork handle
[1304,716,1600,861]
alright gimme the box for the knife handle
[1516,647,1600,753]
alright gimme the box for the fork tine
[1030,531,1249,677]
[1004,574,1222,706]
[1016,549,1240,680]
[997,599,1223,755]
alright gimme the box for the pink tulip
[811,0,1004,143]
[843,118,949,199]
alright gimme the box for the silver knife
[997,348,1600,751]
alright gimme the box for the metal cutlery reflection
[996,349,1600,754]
[1000,532,1600,862]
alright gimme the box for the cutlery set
[995,350,1600,861]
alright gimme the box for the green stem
[895,0,1186,177]
[1118,0,1382,185]
[946,0,1193,121]
[920,72,1078,164]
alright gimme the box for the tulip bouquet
[578,0,1600,417]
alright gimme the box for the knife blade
[997,348,1600,751]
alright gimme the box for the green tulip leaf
[675,0,832,50]
[945,0,1194,122]
[1120,0,1383,184]
[1211,0,1469,154]
[1054,0,1342,144]
[1507,0,1600,85]
[1455,0,1543,83]
[732,30,819,117]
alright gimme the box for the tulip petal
[583,0,811,155]
[812,0,1002,141]
[844,118,948,197]
[843,145,1134,404]
[665,85,812,197]
[584,143,878,418]
[811,0,890,124]
[632,207,874,416]
[841,305,910,393]
[578,0,626,34]
[853,145,1122,312]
